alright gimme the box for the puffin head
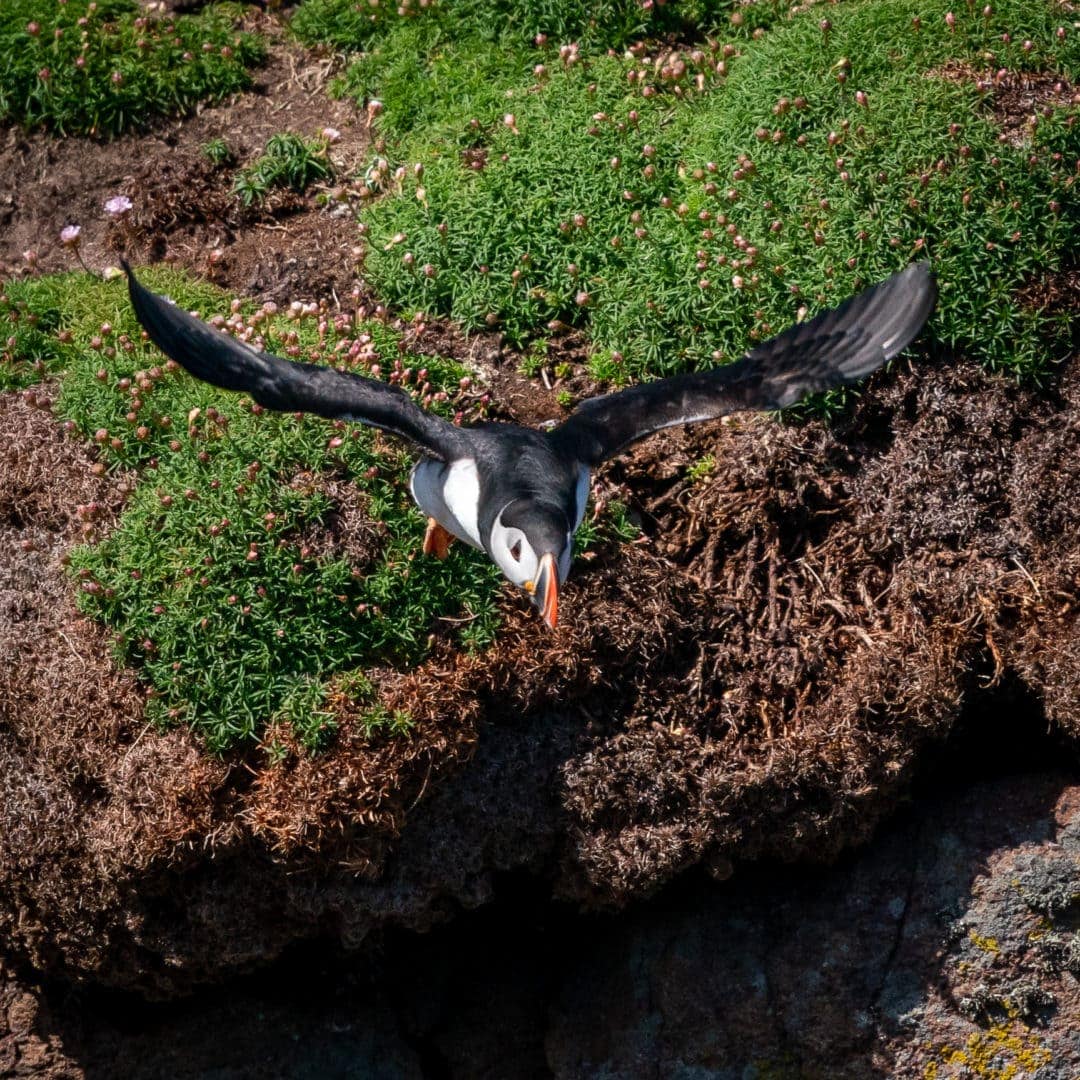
[488,499,573,629]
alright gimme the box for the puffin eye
[509,539,522,562]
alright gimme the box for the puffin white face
[489,502,573,629]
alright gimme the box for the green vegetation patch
[291,0,760,56]
[343,0,1076,382]
[232,132,335,206]
[0,278,72,391]
[3,269,500,752]
[0,0,264,136]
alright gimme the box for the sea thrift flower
[60,225,82,247]
[322,126,341,143]
[104,195,133,217]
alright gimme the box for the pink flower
[60,224,82,247]
[321,126,341,143]
[104,195,133,217]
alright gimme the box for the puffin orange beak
[532,552,559,630]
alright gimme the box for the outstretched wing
[551,262,936,466]
[123,261,467,461]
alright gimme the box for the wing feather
[123,262,466,461]
[551,262,936,466]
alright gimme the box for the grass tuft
[232,132,334,206]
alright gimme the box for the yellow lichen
[968,932,1000,954]
[929,1025,1052,1079]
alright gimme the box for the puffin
[122,260,935,629]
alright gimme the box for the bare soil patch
[0,22,370,303]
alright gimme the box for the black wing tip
[898,259,937,309]
[882,260,938,355]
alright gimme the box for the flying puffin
[122,260,935,629]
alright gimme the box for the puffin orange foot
[423,518,456,559]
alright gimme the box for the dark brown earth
[2,9,1080,1077]
[3,767,1080,1078]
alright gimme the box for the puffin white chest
[409,458,483,549]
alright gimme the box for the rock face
[548,772,1080,1079]
[2,349,1080,993]
[2,770,1079,1077]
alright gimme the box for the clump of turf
[0,281,70,391]
[232,132,335,206]
[2,269,500,752]
[344,0,1076,382]
[0,0,264,136]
